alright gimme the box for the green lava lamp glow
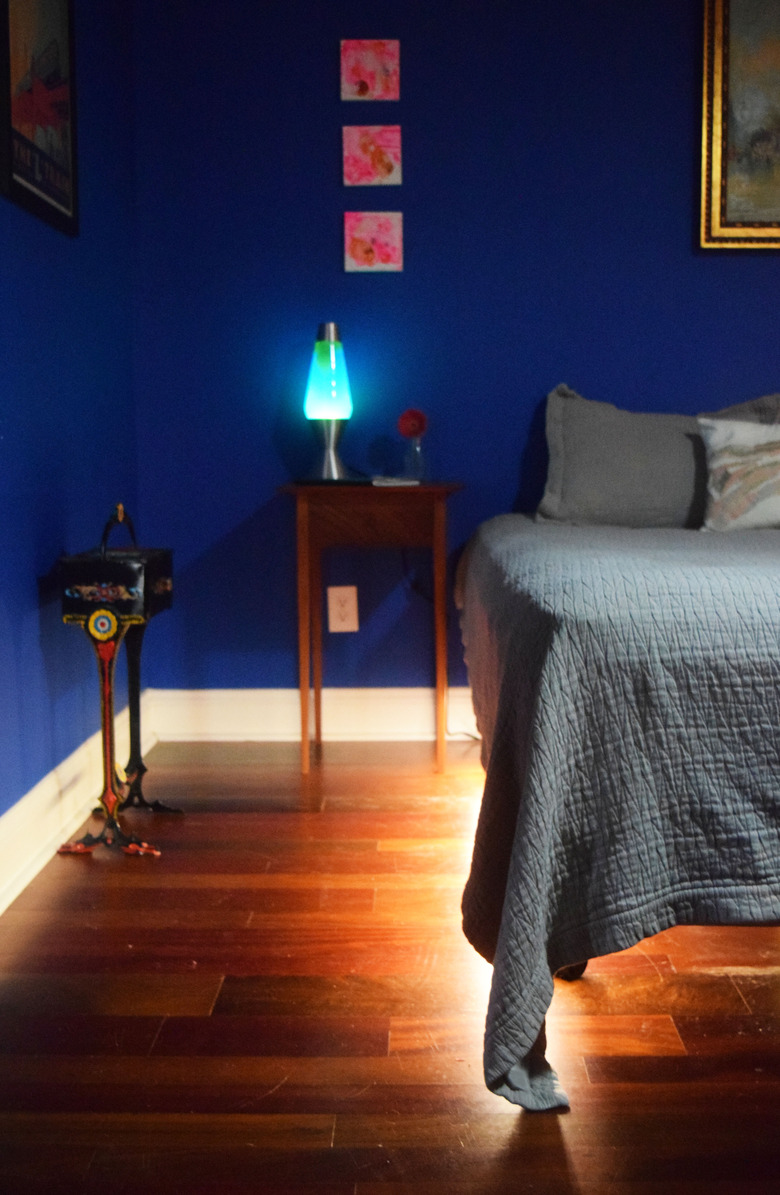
[304,323,353,419]
[303,323,353,479]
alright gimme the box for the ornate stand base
[58,815,161,856]
[120,763,181,814]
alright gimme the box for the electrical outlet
[327,585,359,632]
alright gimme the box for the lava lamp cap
[316,322,340,343]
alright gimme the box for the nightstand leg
[311,549,323,749]
[433,497,448,772]
[296,496,311,774]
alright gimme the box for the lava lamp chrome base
[311,418,350,480]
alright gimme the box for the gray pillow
[537,384,780,529]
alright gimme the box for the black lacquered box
[59,546,173,622]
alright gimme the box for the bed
[457,385,780,1111]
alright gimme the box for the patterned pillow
[698,418,780,530]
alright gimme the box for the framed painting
[343,125,402,185]
[0,0,78,235]
[344,211,403,272]
[701,0,780,248]
[340,39,400,101]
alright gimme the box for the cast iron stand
[58,608,161,856]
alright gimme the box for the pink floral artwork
[343,126,402,186]
[344,212,403,272]
[340,39,400,101]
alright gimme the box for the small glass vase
[403,435,426,481]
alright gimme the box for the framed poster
[701,0,780,248]
[343,125,402,185]
[340,39,400,101]
[0,0,78,235]
[344,211,403,272]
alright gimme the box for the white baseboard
[0,688,477,914]
[145,686,478,743]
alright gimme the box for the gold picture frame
[701,0,780,249]
[0,0,78,235]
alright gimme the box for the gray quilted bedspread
[457,514,780,1109]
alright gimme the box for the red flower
[398,408,428,438]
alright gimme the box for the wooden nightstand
[282,482,461,773]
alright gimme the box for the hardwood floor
[0,740,777,1193]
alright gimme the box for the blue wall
[2,1,779,816]
[131,0,779,694]
[0,1,137,816]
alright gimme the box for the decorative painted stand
[57,506,174,855]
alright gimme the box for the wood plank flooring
[0,740,777,1194]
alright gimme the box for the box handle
[100,503,138,558]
